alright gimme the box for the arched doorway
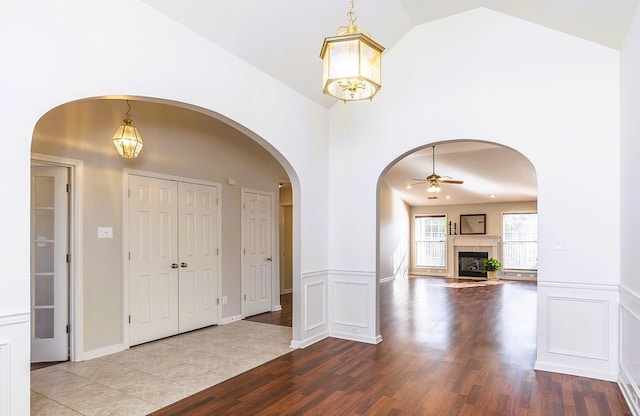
[30,97,299,361]
[377,139,538,329]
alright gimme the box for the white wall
[378,182,410,281]
[619,2,640,413]
[328,8,620,378]
[0,0,329,413]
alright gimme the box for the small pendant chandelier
[112,100,144,158]
[320,0,385,102]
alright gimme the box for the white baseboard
[83,343,127,361]
[379,276,395,284]
[618,379,640,416]
[330,331,383,345]
[290,331,328,349]
[534,360,617,382]
[272,304,282,312]
[220,315,243,325]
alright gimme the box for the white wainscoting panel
[333,281,368,327]
[329,270,381,344]
[619,286,640,415]
[535,282,619,381]
[0,313,30,416]
[304,281,326,331]
[547,297,608,359]
[290,270,329,349]
[0,340,8,416]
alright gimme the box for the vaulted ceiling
[143,0,637,108]
[141,0,636,206]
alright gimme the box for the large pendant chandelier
[112,100,144,159]
[320,0,385,102]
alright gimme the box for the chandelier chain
[124,100,133,124]
[346,0,357,27]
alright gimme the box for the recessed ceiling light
[445,195,451,200]
[490,194,496,198]
[406,184,412,189]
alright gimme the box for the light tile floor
[31,320,294,415]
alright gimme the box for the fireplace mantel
[451,235,501,247]
[447,235,501,278]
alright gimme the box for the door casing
[31,153,84,362]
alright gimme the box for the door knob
[266,257,272,262]
[171,263,179,269]
[180,262,188,268]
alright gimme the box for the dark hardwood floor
[151,277,631,415]
[245,292,292,327]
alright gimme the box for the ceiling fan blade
[440,179,463,184]
[406,181,426,188]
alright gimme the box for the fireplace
[447,235,499,279]
[458,251,488,278]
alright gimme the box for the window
[414,215,446,267]
[502,213,537,270]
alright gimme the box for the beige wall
[32,99,288,352]
[410,201,537,276]
[279,184,293,293]
[378,182,410,280]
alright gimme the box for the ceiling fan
[408,145,464,197]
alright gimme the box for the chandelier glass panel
[320,0,384,102]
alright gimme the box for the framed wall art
[460,214,486,235]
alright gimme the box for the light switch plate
[98,227,113,239]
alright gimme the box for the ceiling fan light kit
[409,145,464,199]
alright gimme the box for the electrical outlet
[222,295,228,305]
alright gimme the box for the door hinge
[216,248,219,255]
[216,198,219,206]
[243,248,246,255]
[128,188,131,198]
[244,294,246,301]
[66,254,70,263]
[66,324,70,334]
[217,298,220,305]
[128,252,131,261]
[66,184,71,193]
[128,315,131,324]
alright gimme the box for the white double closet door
[128,174,220,346]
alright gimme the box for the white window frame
[502,212,538,271]
[413,214,447,269]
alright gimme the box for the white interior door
[31,166,69,362]
[178,182,219,333]
[242,190,273,317]
[129,175,179,346]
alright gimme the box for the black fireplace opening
[458,251,489,278]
